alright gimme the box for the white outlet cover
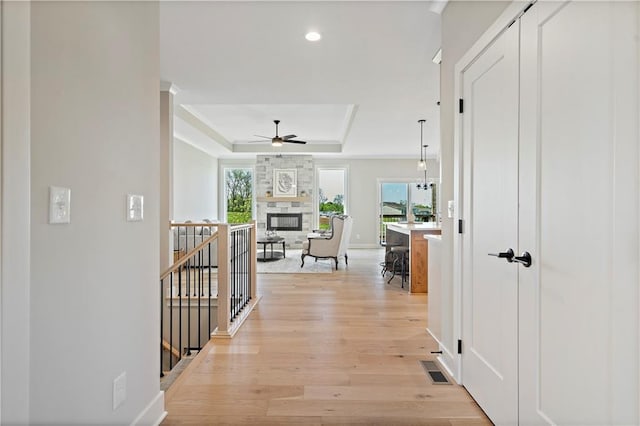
[49,186,71,224]
[127,194,144,222]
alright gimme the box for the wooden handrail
[161,339,181,359]
[170,222,219,227]
[230,223,253,231]
[160,231,219,280]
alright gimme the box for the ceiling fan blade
[282,134,297,140]
[253,134,272,139]
[283,140,307,144]
[247,140,272,143]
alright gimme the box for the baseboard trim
[426,327,458,384]
[348,243,381,249]
[211,295,261,339]
[131,391,166,426]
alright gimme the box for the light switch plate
[49,186,71,224]
[447,200,455,219]
[127,194,144,221]
[113,371,127,410]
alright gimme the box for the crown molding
[175,105,233,151]
[339,104,358,148]
[232,143,342,154]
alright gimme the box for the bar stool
[380,242,402,276]
[386,245,409,288]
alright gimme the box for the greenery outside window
[316,168,347,231]
[225,168,253,224]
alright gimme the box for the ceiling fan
[251,120,307,146]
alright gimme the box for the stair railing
[160,229,218,377]
[159,221,258,378]
[213,222,258,338]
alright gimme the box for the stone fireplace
[255,155,314,248]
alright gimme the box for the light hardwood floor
[163,249,490,425]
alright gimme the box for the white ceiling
[161,1,442,159]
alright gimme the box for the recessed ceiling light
[305,31,321,42]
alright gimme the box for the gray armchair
[301,215,353,270]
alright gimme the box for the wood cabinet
[386,223,441,293]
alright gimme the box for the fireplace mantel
[257,196,311,203]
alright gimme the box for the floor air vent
[420,360,451,385]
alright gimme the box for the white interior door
[518,2,639,424]
[459,1,639,424]
[460,20,520,425]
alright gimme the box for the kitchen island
[385,222,441,293]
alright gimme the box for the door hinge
[510,2,535,28]
[459,98,464,114]
[457,339,462,354]
[523,2,534,14]
[458,219,464,234]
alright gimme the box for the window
[409,184,436,222]
[378,180,437,244]
[316,168,347,230]
[224,168,253,224]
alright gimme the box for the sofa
[172,220,218,267]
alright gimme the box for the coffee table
[256,236,286,262]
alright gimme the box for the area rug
[256,249,333,274]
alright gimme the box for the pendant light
[416,120,431,190]
[417,119,427,171]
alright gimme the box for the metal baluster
[169,272,174,370]
[239,230,243,311]
[236,230,242,316]
[232,231,236,320]
[186,255,191,356]
[242,229,247,309]
[235,230,240,318]
[247,229,251,306]
[176,226,180,254]
[239,230,243,312]
[208,241,212,338]
[160,276,165,377]
[178,263,182,364]
[231,231,238,320]
[200,246,205,297]
[193,250,199,297]
[197,248,202,350]
[234,229,238,319]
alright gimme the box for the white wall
[316,158,439,247]
[29,2,163,424]
[1,1,31,423]
[173,140,218,222]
